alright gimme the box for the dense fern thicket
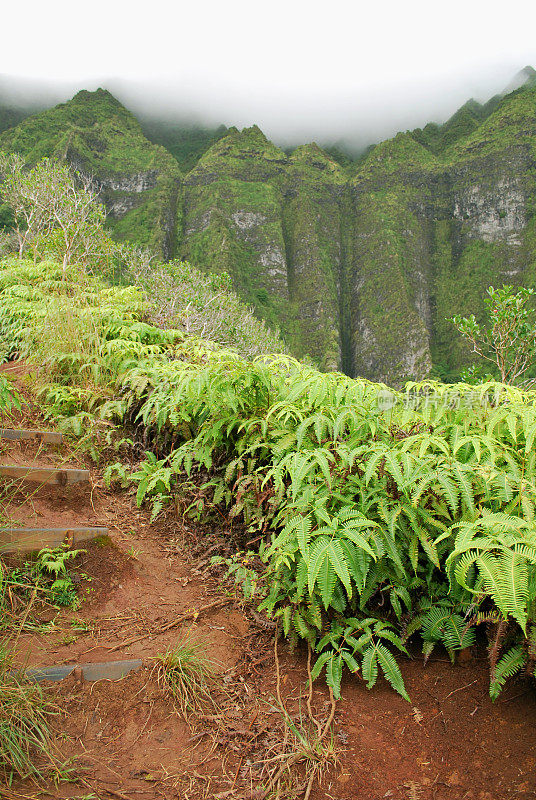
[1,258,536,701]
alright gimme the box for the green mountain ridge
[0,89,181,257]
[2,72,536,383]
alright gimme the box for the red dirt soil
[1,378,535,800]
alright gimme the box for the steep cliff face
[0,89,181,258]
[428,85,536,375]
[342,83,536,382]
[180,127,288,321]
[2,80,536,384]
[346,134,439,382]
[180,127,348,367]
[283,144,347,371]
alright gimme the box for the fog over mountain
[1,64,535,155]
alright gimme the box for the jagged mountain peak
[359,130,438,177]
[59,87,139,129]
[72,87,118,103]
[240,123,268,140]
[195,123,287,166]
[0,88,181,258]
[289,142,343,173]
[503,65,536,95]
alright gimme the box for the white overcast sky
[2,0,536,148]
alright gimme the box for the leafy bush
[118,245,288,359]
[451,284,536,385]
[2,257,536,701]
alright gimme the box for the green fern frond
[489,645,526,701]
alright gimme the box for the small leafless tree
[0,153,111,274]
[118,244,287,359]
[0,152,50,258]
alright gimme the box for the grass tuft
[258,705,340,800]
[153,633,218,717]
[0,645,65,783]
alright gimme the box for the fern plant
[0,375,20,415]
[4,256,536,700]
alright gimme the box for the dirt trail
[1,382,536,800]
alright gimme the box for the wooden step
[0,428,63,444]
[0,526,108,553]
[20,659,143,683]
[0,465,90,485]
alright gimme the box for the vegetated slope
[2,71,536,383]
[0,104,28,135]
[0,89,181,258]
[2,257,536,704]
[140,118,229,173]
[124,256,288,359]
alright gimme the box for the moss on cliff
[180,130,349,366]
[3,79,536,384]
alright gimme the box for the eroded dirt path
[1,377,536,800]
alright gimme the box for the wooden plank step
[0,428,63,444]
[0,526,107,553]
[20,659,143,683]
[0,465,89,485]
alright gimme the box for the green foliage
[418,602,476,663]
[3,257,536,702]
[0,646,63,782]
[489,644,527,700]
[1,547,85,610]
[179,127,346,370]
[211,552,262,601]
[310,618,409,701]
[0,375,21,414]
[451,285,536,385]
[33,547,85,607]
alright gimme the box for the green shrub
[0,375,20,415]
[153,634,217,716]
[118,245,287,359]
